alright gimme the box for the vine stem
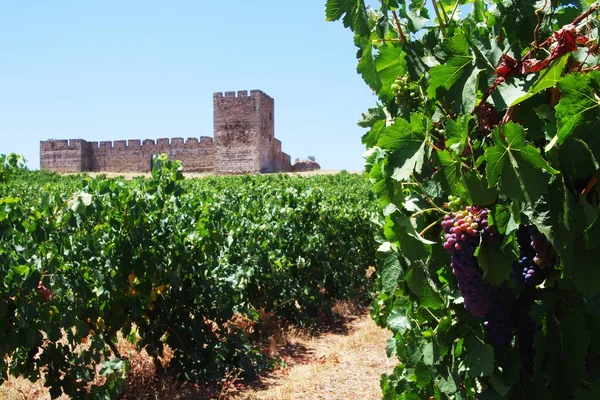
[391,10,408,43]
[82,317,123,360]
[532,0,549,49]
[410,173,445,212]
[431,0,448,38]
[419,217,444,238]
[448,0,461,23]
[426,307,441,324]
[410,207,442,219]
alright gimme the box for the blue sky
[0,1,377,171]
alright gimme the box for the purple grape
[442,205,512,347]
[512,225,555,287]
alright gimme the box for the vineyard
[0,155,380,398]
[326,0,600,398]
[5,0,600,399]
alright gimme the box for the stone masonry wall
[213,90,263,174]
[40,140,87,173]
[40,89,292,175]
[41,137,214,173]
[91,137,214,173]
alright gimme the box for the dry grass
[0,302,394,400]
[231,302,395,400]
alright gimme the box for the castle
[40,90,292,174]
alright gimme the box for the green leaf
[485,122,559,203]
[379,247,404,294]
[490,76,534,111]
[434,368,459,395]
[559,138,599,181]
[433,150,465,197]
[386,336,398,358]
[376,45,408,103]
[546,308,591,397]
[355,35,382,93]
[358,105,386,128]
[11,265,29,276]
[550,71,600,149]
[445,114,473,156]
[511,53,570,106]
[462,170,497,206]
[478,239,517,285]
[464,336,495,377]
[387,308,412,334]
[377,114,428,182]
[362,120,386,148]
[562,240,600,295]
[427,33,474,99]
[427,55,475,99]
[325,0,370,35]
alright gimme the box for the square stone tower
[213,90,277,174]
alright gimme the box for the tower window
[269,112,273,121]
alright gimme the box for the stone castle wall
[40,90,292,174]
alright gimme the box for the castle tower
[213,90,276,174]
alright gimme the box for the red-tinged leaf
[522,58,549,74]
[576,35,589,45]
[495,54,519,77]
[477,102,501,133]
[37,281,53,301]
[549,24,578,60]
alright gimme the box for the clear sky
[0,1,377,171]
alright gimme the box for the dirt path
[231,312,395,400]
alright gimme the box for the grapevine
[328,0,600,398]
[0,159,379,397]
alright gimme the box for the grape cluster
[441,205,511,347]
[441,206,493,318]
[447,195,464,212]
[513,225,555,287]
[390,75,422,112]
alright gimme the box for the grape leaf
[478,239,517,285]
[379,246,404,294]
[362,119,386,148]
[550,71,600,150]
[377,114,428,181]
[325,0,370,35]
[387,307,412,334]
[490,76,534,111]
[376,45,408,104]
[445,114,473,155]
[355,35,382,93]
[485,122,559,203]
[462,170,498,206]
[432,150,464,197]
[546,308,591,397]
[511,53,570,106]
[427,33,475,99]
[358,105,386,128]
[464,336,495,377]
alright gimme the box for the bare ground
[231,306,395,400]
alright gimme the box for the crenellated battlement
[213,90,270,100]
[43,137,215,151]
[40,89,291,174]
